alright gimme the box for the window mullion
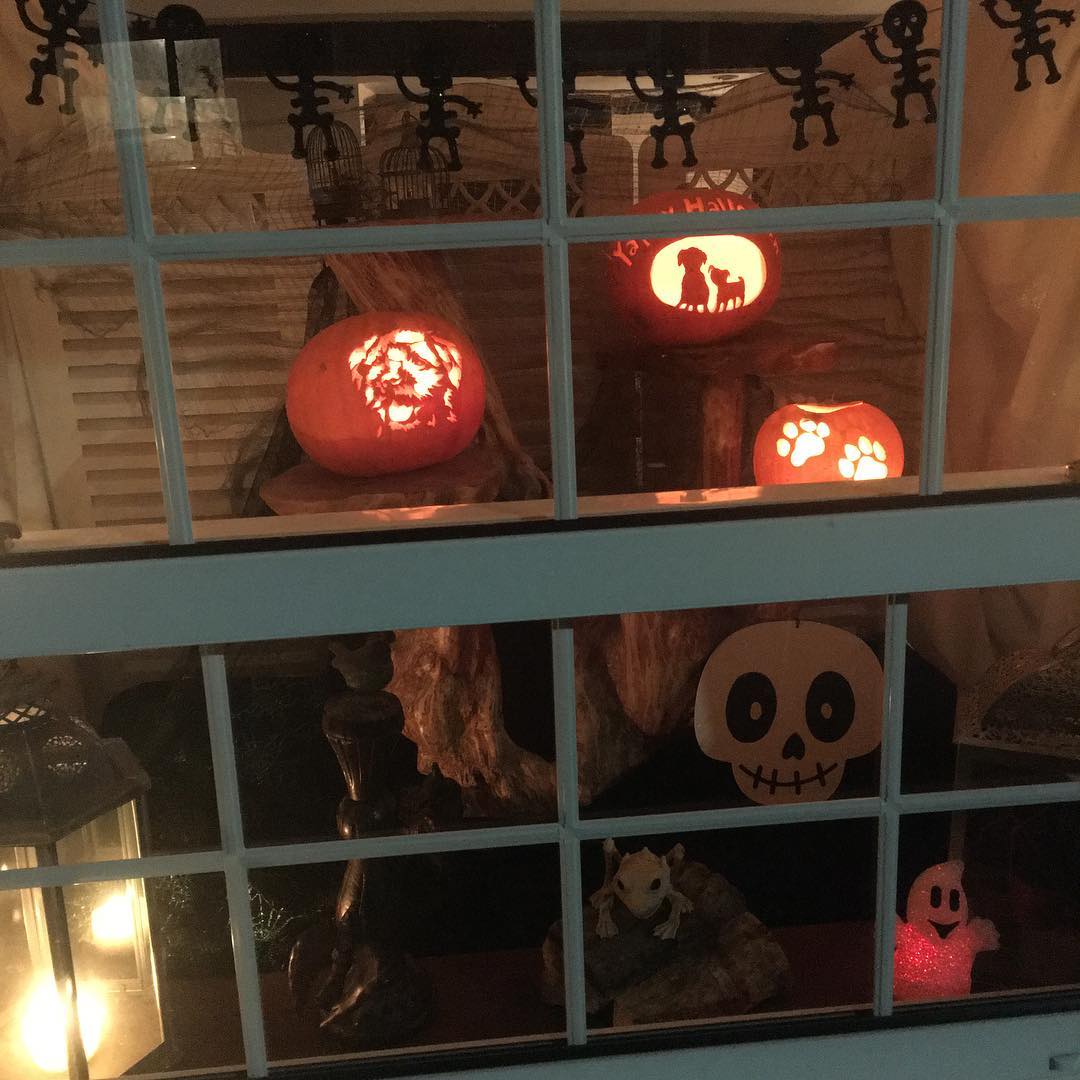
[873,597,908,1017]
[535,0,578,519]
[199,648,270,1078]
[552,622,588,1045]
[98,0,195,544]
[919,0,970,494]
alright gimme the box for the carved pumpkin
[694,620,883,805]
[606,189,782,347]
[752,401,904,486]
[285,311,486,478]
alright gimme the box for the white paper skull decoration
[694,620,883,804]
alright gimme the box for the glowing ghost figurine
[894,860,999,1002]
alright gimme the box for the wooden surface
[259,443,506,516]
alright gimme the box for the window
[0,0,1077,1077]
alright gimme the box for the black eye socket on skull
[805,670,856,743]
[930,885,942,908]
[650,878,661,890]
[726,671,777,743]
[616,878,625,890]
[949,888,961,912]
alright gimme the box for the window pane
[228,626,555,848]
[253,847,563,1063]
[577,597,885,819]
[897,807,1080,1003]
[905,581,1080,794]
[0,266,172,553]
[561,3,939,217]
[572,225,928,515]
[961,0,1078,198]
[576,821,876,1033]
[945,218,1080,493]
[0,872,243,1079]
[0,648,220,861]
[160,247,554,541]
[0,5,125,239]
[127,3,539,234]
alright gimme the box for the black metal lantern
[305,119,370,226]
[0,698,160,1080]
[379,113,450,219]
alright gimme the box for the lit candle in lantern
[20,978,107,1073]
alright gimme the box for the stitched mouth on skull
[738,761,838,797]
[348,328,463,435]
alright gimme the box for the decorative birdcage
[305,119,370,227]
[379,113,449,219]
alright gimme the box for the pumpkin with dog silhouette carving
[605,189,782,347]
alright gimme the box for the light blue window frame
[1,0,1079,1075]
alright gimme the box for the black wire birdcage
[305,119,370,227]
[379,113,450,219]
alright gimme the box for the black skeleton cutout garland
[625,63,714,168]
[863,0,940,126]
[515,68,604,175]
[768,22,856,150]
[267,36,354,160]
[16,0,90,116]
[395,65,482,172]
[694,621,884,806]
[981,0,1075,91]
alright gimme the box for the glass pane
[0,648,220,861]
[961,0,1078,197]
[159,247,553,541]
[946,218,1080,493]
[572,225,928,516]
[0,4,125,239]
[228,625,555,848]
[253,847,563,1062]
[905,581,1080,793]
[578,820,876,1032]
[0,872,243,1079]
[561,3,939,217]
[128,3,538,233]
[0,266,174,553]
[897,807,1080,1003]
[577,597,885,819]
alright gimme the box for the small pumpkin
[605,189,782,347]
[285,311,486,478]
[752,401,904,486]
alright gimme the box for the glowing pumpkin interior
[649,236,768,314]
[348,328,463,435]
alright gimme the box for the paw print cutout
[776,418,830,468]
[839,435,888,480]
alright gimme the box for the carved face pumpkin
[285,311,486,478]
[606,190,782,347]
[753,401,904,486]
[694,621,883,805]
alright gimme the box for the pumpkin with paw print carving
[285,311,486,478]
[752,401,904,486]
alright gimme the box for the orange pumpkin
[606,189,782,347]
[753,401,904,486]
[285,311,486,478]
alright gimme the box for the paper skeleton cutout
[981,0,1075,91]
[590,838,693,941]
[894,860,1000,1001]
[395,66,482,172]
[625,63,714,168]
[863,1,940,127]
[16,0,90,116]
[768,22,855,150]
[694,620,883,805]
